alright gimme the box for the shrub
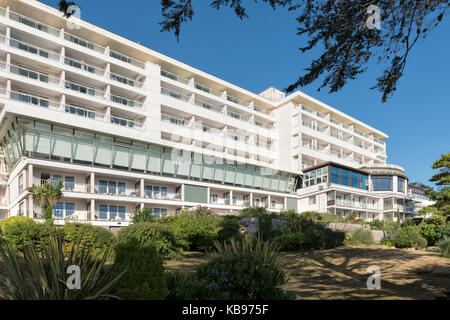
[217,216,241,243]
[0,216,34,233]
[369,219,384,231]
[117,222,183,260]
[0,234,120,300]
[349,229,374,245]
[113,238,169,300]
[437,237,450,258]
[61,223,114,250]
[194,237,292,300]
[318,212,344,223]
[426,246,441,253]
[1,219,55,251]
[169,210,220,251]
[380,238,395,247]
[415,236,428,250]
[166,271,223,300]
[300,211,321,221]
[394,226,421,248]
[273,213,344,252]
[419,216,448,246]
[131,208,156,223]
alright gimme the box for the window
[19,202,25,216]
[327,192,335,201]
[341,169,350,186]
[65,203,75,217]
[372,176,393,191]
[398,177,405,193]
[210,194,218,203]
[53,202,64,219]
[351,171,359,188]
[309,196,317,205]
[98,205,126,221]
[65,105,95,119]
[153,208,168,218]
[65,176,75,191]
[360,174,368,190]
[331,166,340,184]
[19,174,24,194]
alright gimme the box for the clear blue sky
[42,0,450,187]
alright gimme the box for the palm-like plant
[0,234,123,300]
[29,180,64,225]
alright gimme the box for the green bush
[168,210,220,251]
[426,246,441,253]
[348,229,374,245]
[0,234,120,300]
[166,271,224,300]
[61,223,114,249]
[117,222,183,260]
[1,218,55,251]
[300,211,321,221]
[380,238,395,247]
[437,237,450,258]
[194,237,292,300]
[369,219,384,231]
[275,223,345,252]
[415,236,428,250]
[0,216,34,233]
[217,216,241,243]
[394,226,421,248]
[318,212,344,223]
[131,208,156,223]
[113,238,169,300]
[419,216,449,246]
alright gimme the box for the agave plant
[211,235,281,266]
[0,234,123,300]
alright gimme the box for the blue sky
[42,0,450,187]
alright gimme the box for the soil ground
[165,245,450,300]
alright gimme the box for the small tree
[131,208,154,223]
[29,180,64,226]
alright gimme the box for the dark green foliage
[275,215,345,252]
[160,1,449,102]
[1,219,55,251]
[131,208,156,223]
[113,238,168,300]
[217,216,241,243]
[318,212,344,223]
[192,237,293,300]
[437,238,450,258]
[419,215,448,246]
[369,219,385,231]
[168,209,220,251]
[166,271,224,300]
[394,226,421,248]
[61,223,114,249]
[117,222,183,260]
[0,234,120,300]
[300,211,321,221]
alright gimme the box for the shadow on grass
[280,246,450,300]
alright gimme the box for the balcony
[6,90,143,130]
[161,69,273,117]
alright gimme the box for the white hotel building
[0,0,432,230]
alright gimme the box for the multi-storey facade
[0,0,433,230]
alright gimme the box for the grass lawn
[165,245,450,300]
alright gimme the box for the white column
[140,178,144,198]
[90,199,95,220]
[28,164,34,188]
[90,172,95,193]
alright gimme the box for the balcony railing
[9,10,60,37]
[64,56,106,77]
[3,35,61,61]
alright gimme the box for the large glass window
[341,169,350,186]
[360,174,368,190]
[372,176,393,191]
[331,166,340,184]
[398,177,405,193]
[351,171,359,188]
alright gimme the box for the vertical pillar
[249,193,253,207]
[27,164,33,188]
[90,172,95,193]
[28,195,33,218]
[229,190,233,206]
[207,187,211,204]
[140,179,145,197]
[89,199,95,221]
